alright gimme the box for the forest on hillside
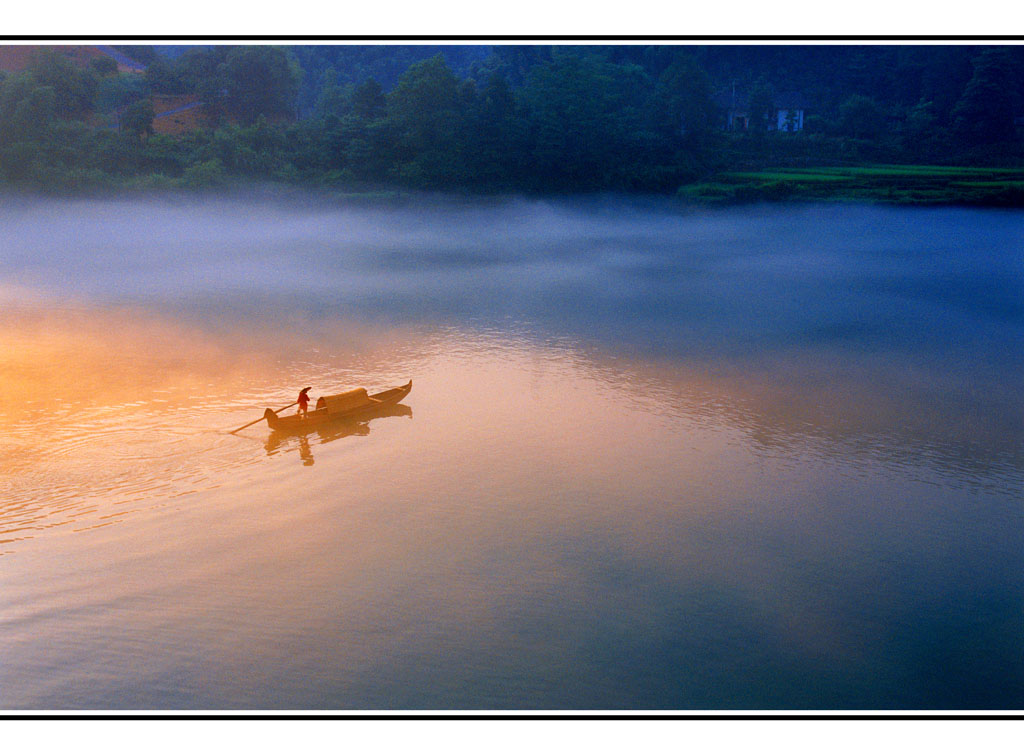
[1,44,1023,200]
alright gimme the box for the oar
[229,401,297,434]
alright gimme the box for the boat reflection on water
[264,402,413,463]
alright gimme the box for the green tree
[839,94,886,139]
[140,133,189,175]
[519,51,650,189]
[91,56,119,76]
[1,81,57,141]
[95,73,149,113]
[144,56,185,95]
[27,48,98,118]
[121,99,154,140]
[221,46,302,124]
[181,157,227,188]
[649,53,715,142]
[351,78,385,121]
[384,55,470,187]
[920,47,977,125]
[466,71,516,187]
[746,80,773,134]
[898,99,942,158]
[952,48,1020,146]
[314,68,352,119]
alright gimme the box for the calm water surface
[1,197,1022,709]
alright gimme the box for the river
[1,195,1022,709]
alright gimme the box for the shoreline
[678,164,1024,208]
[4,165,1024,209]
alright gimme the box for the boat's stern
[264,408,281,430]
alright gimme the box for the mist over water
[4,193,1022,359]
[1,194,1022,709]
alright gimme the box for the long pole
[229,401,298,434]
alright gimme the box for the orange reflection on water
[0,305,267,423]
[2,299,1020,555]
[0,303,424,551]
[0,303,426,432]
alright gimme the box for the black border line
[4,713,1024,720]
[1,32,1022,723]
[1,34,1024,41]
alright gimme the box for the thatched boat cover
[316,388,371,414]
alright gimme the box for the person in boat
[297,387,313,417]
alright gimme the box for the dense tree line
[1,44,1022,194]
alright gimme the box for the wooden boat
[264,380,412,433]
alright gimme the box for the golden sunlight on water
[0,304,424,544]
[4,301,1015,555]
[1,301,1022,709]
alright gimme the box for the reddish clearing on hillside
[0,45,140,73]
[152,95,208,135]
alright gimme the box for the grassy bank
[679,165,1024,207]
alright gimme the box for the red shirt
[298,392,310,407]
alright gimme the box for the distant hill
[110,44,494,117]
[288,45,493,115]
[153,45,210,59]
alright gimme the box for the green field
[680,165,1024,206]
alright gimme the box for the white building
[715,87,810,132]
